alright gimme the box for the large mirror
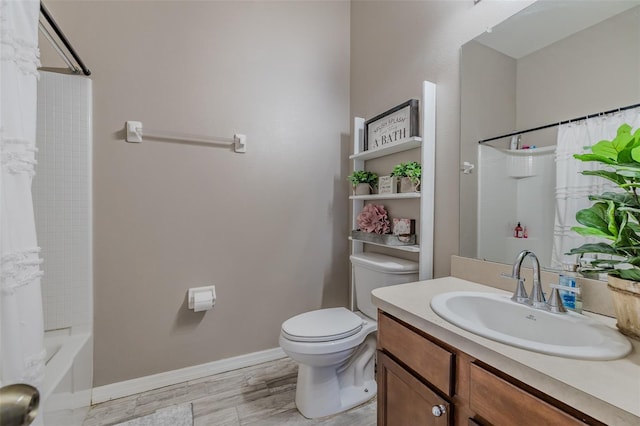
[459,0,640,270]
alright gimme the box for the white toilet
[279,252,419,419]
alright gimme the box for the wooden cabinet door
[378,313,455,396]
[469,364,585,426]
[378,351,451,426]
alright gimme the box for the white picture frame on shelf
[393,218,415,243]
[393,218,415,236]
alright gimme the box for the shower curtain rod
[40,1,91,76]
[478,102,640,144]
[38,21,79,74]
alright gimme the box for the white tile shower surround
[82,357,376,426]
[34,71,92,331]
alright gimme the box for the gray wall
[459,41,517,261]
[41,0,350,387]
[350,0,533,277]
[39,0,536,387]
[517,7,640,129]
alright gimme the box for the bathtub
[41,328,93,425]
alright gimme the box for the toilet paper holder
[188,286,216,312]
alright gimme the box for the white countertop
[372,277,640,426]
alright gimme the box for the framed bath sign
[364,99,419,151]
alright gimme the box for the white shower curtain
[552,107,640,268]
[0,0,45,399]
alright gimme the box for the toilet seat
[281,307,363,343]
[280,310,377,357]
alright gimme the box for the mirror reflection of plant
[348,170,378,186]
[568,123,640,281]
[391,161,421,184]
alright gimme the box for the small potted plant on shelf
[567,123,640,339]
[391,161,421,192]
[348,170,378,195]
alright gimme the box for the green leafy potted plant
[391,161,421,192]
[348,170,378,195]
[568,123,640,339]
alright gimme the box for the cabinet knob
[431,404,446,417]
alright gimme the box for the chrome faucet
[505,250,547,309]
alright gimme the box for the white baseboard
[45,389,92,411]
[91,347,287,404]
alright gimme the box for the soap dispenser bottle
[558,262,582,313]
[514,222,523,238]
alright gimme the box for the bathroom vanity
[373,277,640,426]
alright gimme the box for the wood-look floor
[82,357,377,426]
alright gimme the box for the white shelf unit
[348,237,420,253]
[349,192,421,201]
[350,81,436,293]
[349,136,422,161]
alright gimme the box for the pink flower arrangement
[357,204,391,234]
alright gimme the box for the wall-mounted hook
[234,134,247,153]
[126,121,142,143]
[461,161,475,174]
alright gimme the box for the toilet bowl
[279,253,418,419]
[279,307,377,418]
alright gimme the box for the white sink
[430,291,632,360]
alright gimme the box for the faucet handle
[550,283,581,294]
[500,272,519,280]
[502,273,529,303]
[510,278,529,304]
[547,285,568,314]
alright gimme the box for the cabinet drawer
[469,364,584,426]
[378,351,451,426]
[378,313,454,396]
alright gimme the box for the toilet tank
[350,253,419,319]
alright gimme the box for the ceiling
[475,0,640,59]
